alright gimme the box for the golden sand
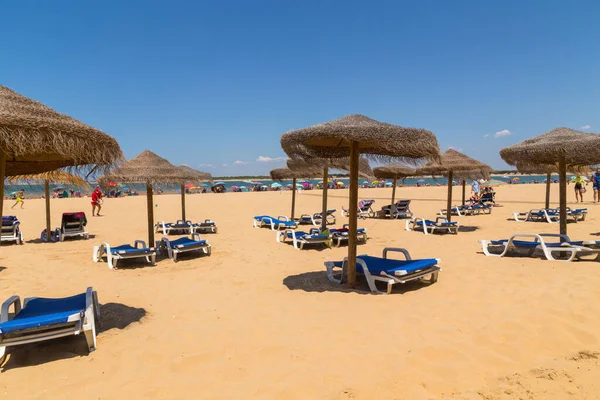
[1,184,599,399]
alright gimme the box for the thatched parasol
[281,114,440,288]
[176,165,212,221]
[0,85,123,244]
[373,164,417,217]
[8,171,90,242]
[501,128,600,236]
[105,150,192,245]
[441,166,494,204]
[417,149,491,221]
[288,156,374,230]
[270,167,319,220]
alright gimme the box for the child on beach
[11,189,25,209]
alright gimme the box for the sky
[1,1,599,176]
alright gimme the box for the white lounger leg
[82,288,99,352]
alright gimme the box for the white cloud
[447,145,463,151]
[256,156,287,163]
[581,125,591,130]
[221,163,228,167]
[234,160,250,165]
[483,134,490,138]
[494,129,511,138]
[199,163,214,168]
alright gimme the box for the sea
[4,175,554,197]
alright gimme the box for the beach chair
[324,248,441,294]
[513,208,559,223]
[330,224,368,247]
[480,192,495,205]
[405,217,459,235]
[92,241,156,269]
[159,234,211,262]
[1,216,23,245]
[341,200,376,219]
[0,287,100,366]
[154,220,192,235]
[190,219,218,234]
[379,200,413,219]
[276,228,331,250]
[564,207,588,222]
[253,215,298,230]
[439,205,471,217]
[479,233,600,262]
[294,209,337,226]
[57,212,89,241]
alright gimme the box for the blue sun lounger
[405,217,459,234]
[479,233,600,261]
[379,200,413,219]
[0,287,100,366]
[160,234,211,262]
[325,248,441,294]
[1,216,23,245]
[93,241,156,269]
[294,209,337,226]
[190,219,218,234]
[155,220,192,235]
[276,228,331,250]
[329,224,368,247]
[253,215,298,230]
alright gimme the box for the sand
[1,183,599,399]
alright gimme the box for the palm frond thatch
[177,165,213,184]
[417,149,491,179]
[287,156,374,178]
[515,161,590,175]
[105,150,192,184]
[8,170,89,189]
[270,167,319,181]
[500,127,600,167]
[0,85,123,175]
[280,114,440,164]
[373,164,416,179]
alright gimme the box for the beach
[1,183,599,399]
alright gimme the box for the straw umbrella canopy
[176,165,212,221]
[288,156,374,230]
[0,85,123,242]
[8,171,90,242]
[373,164,416,217]
[281,114,440,288]
[270,167,319,220]
[105,150,192,245]
[500,127,600,236]
[417,149,491,221]
[441,166,494,204]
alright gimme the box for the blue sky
[1,1,598,175]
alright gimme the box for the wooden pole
[146,183,155,246]
[446,171,453,222]
[462,180,466,205]
[291,177,296,220]
[321,166,329,231]
[347,141,359,288]
[559,158,567,237]
[45,180,51,242]
[180,183,186,221]
[391,177,397,217]
[0,151,5,247]
[545,172,551,209]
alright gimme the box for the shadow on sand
[1,302,146,372]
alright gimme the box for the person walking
[592,169,600,202]
[571,175,587,203]
[11,189,25,209]
[91,187,104,216]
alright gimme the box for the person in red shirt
[91,187,103,216]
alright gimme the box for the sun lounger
[92,241,156,269]
[253,215,298,230]
[294,209,337,226]
[325,248,441,294]
[513,208,586,223]
[0,287,99,366]
[190,219,218,234]
[1,216,23,245]
[440,203,492,217]
[154,220,192,235]
[341,200,376,219]
[276,228,331,250]
[405,217,459,235]
[57,212,89,241]
[329,224,368,247]
[379,199,413,219]
[160,234,211,262]
[479,233,600,262]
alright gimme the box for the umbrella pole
[45,180,51,242]
[0,150,5,247]
[147,183,155,246]
[391,177,397,217]
[291,177,296,220]
[321,166,329,231]
[545,172,551,209]
[462,180,466,205]
[181,184,186,221]
[446,171,453,222]
[347,141,359,288]
[559,158,567,238]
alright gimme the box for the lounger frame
[295,210,336,226]
[191,219,218,234]
[276,228,331,250]
[92,241,156,269]
[253,216,298,231]
[0,219,23,245]
[160,233,211,262]
[405,217,459,235]
[155,220,192,235]
[331,224,368,247]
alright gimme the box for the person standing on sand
[591,169,600,202]
[571,175,587,203]
[11,189,25,209]
[471,179,480,195]
[91,187,103,216]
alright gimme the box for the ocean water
[4,175,552,197]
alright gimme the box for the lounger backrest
[62,212,87,231]
[395,200,411,211]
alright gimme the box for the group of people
[572,169,600,203]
